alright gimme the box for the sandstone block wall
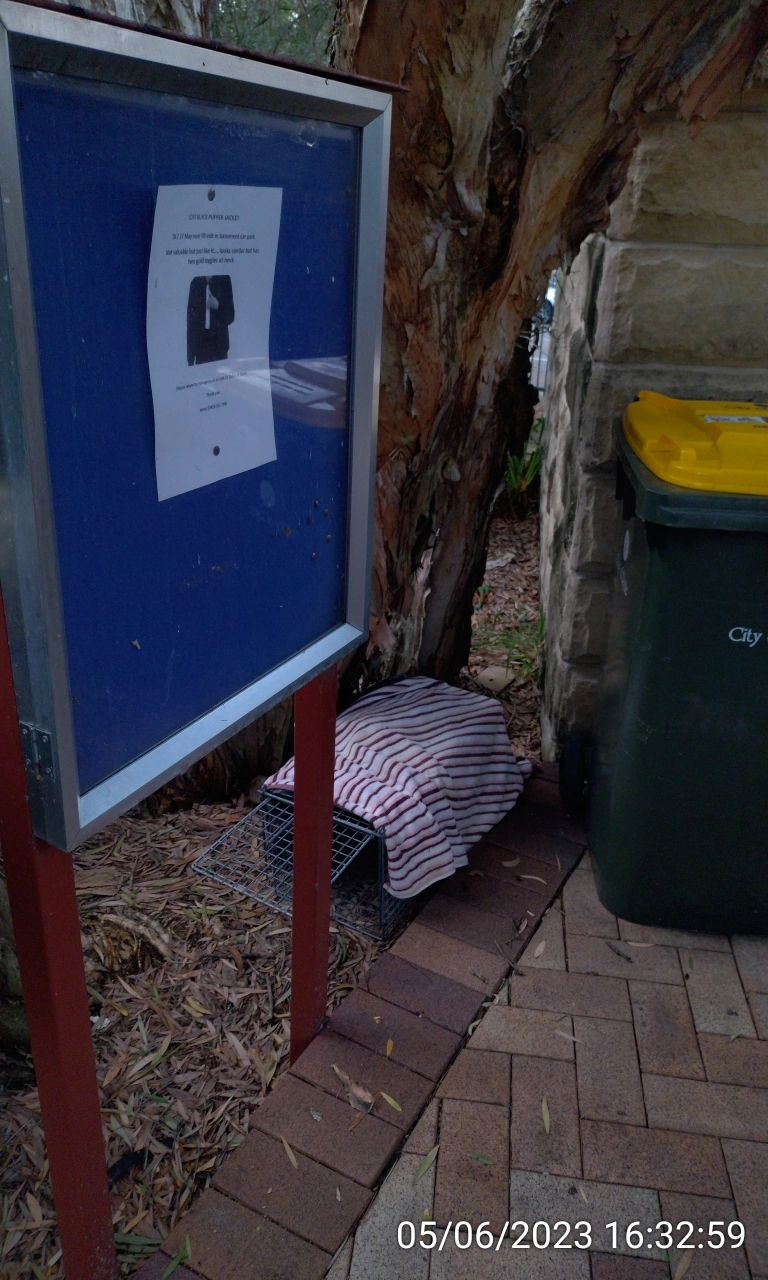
[539,103,768,759]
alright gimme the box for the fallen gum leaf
[604,940,633,963]
[414,1144,439,1183]
[281,1135,298,1169]
[160,1234,192,1280]
[332,1063,374,1113]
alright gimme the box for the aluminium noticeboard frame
[0,0,391,851]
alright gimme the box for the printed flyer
[146,184,282,501]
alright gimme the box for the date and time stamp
[397,1219,746,1254]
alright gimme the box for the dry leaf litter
[0,509,539,1277]
[0,799,380,1276]
[462,506,542,757]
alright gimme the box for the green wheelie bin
[589,391,768,935]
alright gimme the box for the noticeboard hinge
[19,722,55,781]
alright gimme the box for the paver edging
[131,798,585,1280]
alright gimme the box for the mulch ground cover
[0,804,380,1276]
[462,504,542,759]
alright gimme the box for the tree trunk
[332,0,768,695]
[81,0,209,37]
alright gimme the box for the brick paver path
[328,851,768,1280]
[136,771,768,1280]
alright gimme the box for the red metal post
[0,592,117,1279]
[289,665,338,1063]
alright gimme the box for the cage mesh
[193,788,414,941]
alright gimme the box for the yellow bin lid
[623,391,768,496]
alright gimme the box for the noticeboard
[0,0,390,849]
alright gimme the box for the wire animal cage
[193,789,414,941]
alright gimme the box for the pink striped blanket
[265,676,531,899]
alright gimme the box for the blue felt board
[14,70,358,792]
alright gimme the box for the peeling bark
[81,0,209,37]
[332,0,768,693]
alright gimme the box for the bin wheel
[559,733,585,817]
